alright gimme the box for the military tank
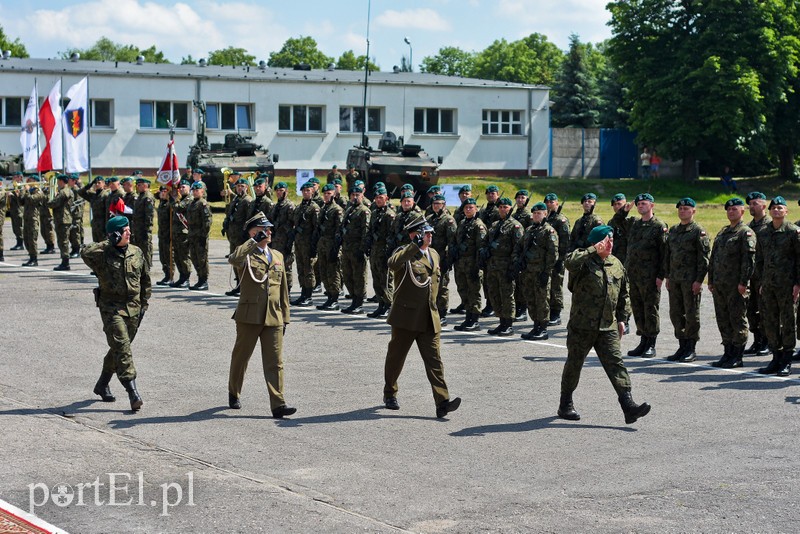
[346,131,441,208]
[185,101,278,201]
[0,153,23,176]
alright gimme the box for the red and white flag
[109,197,132,216]
[63,76,89,173]
[38,80,63,172]
[157,139,181,185]
[19,83,39,172]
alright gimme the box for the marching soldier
[222,176,252,296]
[168,180,193,288]
[38,185,57,255]
[291,182,321,306]
[625,193,668,358]
[452,198,488,331]
[47,174,74,271]
[453,184,473,226]
[478,185,501,318]
[557,225,651,425]
[81,215,150,412]
[20,177,47,266]
[609,193,634,264]
[327,164,343,184]
[544,193,571,326]
[249,174,274,220]
[314,184,344,310]
[481,197,523,336]
[512,189,532,321]
[513,202,558,340]
[708,198,756,368]
[366,186,396,319]
[340,185,371,314]
[79,176,109,243]
[131,177,155,270]
[155,185,174,285]
[427,194,457,325]
[8,171,25,251]
[569,193,604,252]
[754,196,800,376]
[270,182,296,293]
[67,173,85,257]
[187,181,212,291]
[382,214,461,419]
[664,198,710,362]
[744,192,770,356]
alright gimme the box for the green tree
[267,36,333,69]
[420,46,476,77]
[335,50,378,71]
[471,34,563,85]
[61,37,169,63]
[0,25,29,58]
[208,46,256,67]
[180,54,196,65]
[551,34,600,128]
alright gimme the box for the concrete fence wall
[550,128,601,178]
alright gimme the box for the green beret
[190,181,205,190]
[12,171,23,176]
[56,174,68,182]
[515,190,529,198]
[253,177,266,186]
[544,193,558,202]
[158,185,168,192]
[464,198,477,205]
[93,175,105,182]
[498,197,513,206]
[611,193,626,204]
[400,190,414,199]
[68,173,81,182]
[428,185,441,193]
[332,178,342,186]
[745,191,766,202]
[724,198,745,209]
[120,177,133,184]
[349,185,364,194]
[401,183,414,191]
[459,185,472,193]
[179,179,191,186]
[132,170,143,176]
[192,168,204,175]
[105,176,119,183]
[259,173,269,179]
[332,165,338,169]
[581,193,597,203]
[308,177,320,184]
[634,193,655,204]
[235,178,248,185]
[275,181,288,189]
[300,181,314,190]
[354,179,365,187]
[106,215,129,234]
[531,202,547,212]
[769,196,787,208]
[587,225,614,245]
[135,178,151,185]
[230,170,241,176]
[375,187,388,196]
[486,185,499,193]
[321,184,335,192]
[676,198,696,208]
[432,194,446,202]
[374,182,386,189]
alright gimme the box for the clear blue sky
[1,0,613,69]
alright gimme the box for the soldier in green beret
[609,193,634,264]
[569,193,604,252]
[327,164,343,185]
[708,198,756,368]
[341,185,371,314]
[20,177,47,266]
[558,225,651,425]
[452,184,473,228]
[291,182,321,306]
[66,173,85,257]
[453,198,488,331]
[222,176,253,296]
[120,176,137,231]
[7,172,25,251]
[131,178,155,271]
[249,176,274,221]
[48,174,75,271]
[186,181,212,290]
[308,177,324,208]
[168,180,194,288]
[511,190,533,321]
[366,186,396,318]
[81,216,151,412]
[103,176,124,234]
[744,192,770,355]
[345,165,359,191]
[426,194,457,325]
[481,197,523,336]
[664,198,710,362]
[78,175,109,244]
[314,184,344,310]
[388,190,423,253]
[544,193,571,326]
[155,185,174,285]
[332,178,347,208]
[269,182,296,293]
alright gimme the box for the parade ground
[1,229,799,533]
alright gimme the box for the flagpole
[35,78,40,179]
[60,76,65,171]
[168,122,175,281]
[87,75,93,182]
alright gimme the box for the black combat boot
[439,309,447,326]
[11,238,24,250]
[228,393,241,409]
[93,372,116,402]
[120,379,143,412]
[189,278,208,291]
[69,246,81,258]
[496,318,514,337]
[170,275,189,288]
[312,283,323,294]
[449,303,466,315]
[530,324,548,340]
[666,339,686,361]
[627,336,648,357]
[557,392,580,421]
[366,301,385,317]
[317,294,333,310]
[514,304,527,322]
[342,295,364,314]
[487,320,502,335]
[711,343,733,368]
[296,287,314,307]
[367,295,379,303]
[22,257,38,267]
[225,286,241,297]
[678,339,696,363]
[744,334,760,355]
[480,303,495,318]
[722,344,744,369]
[53,258,71,271]
[618,389,651,424]
[521,323,539,340]
[156,273,172,286]
[41,245,56,254]
[641,336,657,358]
[0,253,3,261]
[757,350,782,375]
[755,335,770,356]
[548,309,562,326]
[777,349,793,377]
[794,348,800,362]
[454,312,480,332]
[320,294,340,311]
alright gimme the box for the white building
[0,56,550,177]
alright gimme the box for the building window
[413,108,455,134]
[278,105,324,132]
[339,106,382,133]
[482,110,522,135]
[206,103,253,130]
[92,99,113,128]
[1,97,24,126]
[139,101,189,129]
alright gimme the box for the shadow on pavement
[450,415,636,437]
[107,406,270,429]
[275,405,434,427]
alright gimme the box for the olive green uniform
[625,216,668,337]
[187,196,212,281]
[665,221,710,341]
[249,194,274,221]
[562,247,632,396]
[428,209,457,314]
[156,198,174,278]
[388,206,423,252]
[453,215,488,315]
[0,190,6,257]
[21,186,46,259]
[47,186,74,261]
[81,240,151,381]
[569,212,604,252]
[345,170,359,189]
[315,201,344,296]
[69,184,85,252]
[609,210,636,264]
[546,211,571,316]
[224,193,253,253]
[483,216,523,320]
[8,186,24,244]
[368,204,396,308]
[709,222,756,346]
[78,183,109,242]
[327,170,344,184]
[103,189,123,230]
[513,221,558,325]
[38,198,56,250]
[293,199,321,291]
[341,201,371,299]
[747,215,771,338]
[270,197,296,291]
[512,206,533,313]
[170,193,193,280]
[122,191,137,234]
[132,191,155,270]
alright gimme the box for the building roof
[0,57,548,90]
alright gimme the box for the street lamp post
[404,37,412,72]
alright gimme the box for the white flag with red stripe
[19,83,39,172]
[38,80,63,172]
[157,139,181,185]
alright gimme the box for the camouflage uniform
[123,190,137,235]
[453,202,467,226]
[609,209,636,264]
[132,190,155,269]
[187,195,212,282]
[483,215,523,321]
[747,215,771,339]
[479,202,500,227]
[270,196,296,291]
[311,191,324,208]
[625,216,668,337]
[156,197,174,279]
[345,170,359,190]
[368,204,396,308]
[709,222,756,347]
[569,211,604,252]
[428,209,457,314]
[315,200,344,297]
[389,206,423,252]
[170,193,193,281]
[78,183,108,242]
[341,201,371,301]
[665,221,710,342]
[513,220,558,326]
[103,189,124,231]
[38,197,56,250]
[562,247,632,395]
[224,193,252,254]
[81,240,151,381]
[453,215,487,315]
[546,210,571,318]
[47,185,74,262]
[0,190,6,257]
[8,186,24,245]
[327,169,344,184]
[293,199,321,291]
[249,193,274,221]
[68,183,85,254]
[512,205,533,314]
[21,186,46,259]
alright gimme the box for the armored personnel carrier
[0,153,23,176]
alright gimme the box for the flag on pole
[109,197,133,216]
[20,83,39,172]
[63,76,89,173]
[157,140,181,185]
[38,80,63,172]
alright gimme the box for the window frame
[91,99,114,128]
[205,102,254,131]
[139,100,190,130]
[413,107,456,135]
[481,109,523,136]
[339,106,383,134]
[278,104,325,133]
[0,97,25,127]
